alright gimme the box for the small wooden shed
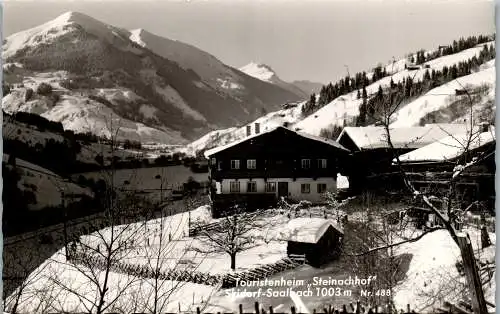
[286,218,344,267]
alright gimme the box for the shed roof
[337,124,468,150]
[287,217,343,244]
[204,126,348,158]
[396,126,495,163]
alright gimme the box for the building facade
[204,126,349,216]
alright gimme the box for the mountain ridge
[2,11,304,143]
[181,38,495,155]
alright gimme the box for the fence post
[457,233,488,314]
[255,302,260,314]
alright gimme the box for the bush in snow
[2,83,11,96]
[24,88,33,101]
[36,82,53,95]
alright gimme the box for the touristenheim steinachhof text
[226,276,380,298]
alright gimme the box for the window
[317,159,327,169]
[419,186,430,194]
[317,183,327,193]
[230,181,240,192]
[247,159,256,169]
[217,161,222,171]
[247,181,257,193]
[265,182,276,193]
[301,183,310,193]
[301,159,311,169]
[211,158,216,166]
[230,160,240,169]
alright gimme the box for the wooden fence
[69,251,222,286]
[68,249,304,288]
[221,258,304,288]
[67,252,483,314]
[189,221,225,237]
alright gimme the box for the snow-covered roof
[396,126,495,163]
[204,126,348,157]
[287,218,343,244]
[337,124,469,150]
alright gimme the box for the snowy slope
[391,66,495,127]
[180,101,306,156]
[394,228,496,311]
[3,90,187,144]
[129,28,243,95]
[295,42,494,136]
[181,40,495,155]
[3,154,92,210]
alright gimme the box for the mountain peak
[51,11,103,28]
[239,62,278,83]
[3,11,131,58]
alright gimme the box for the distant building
[204,126,349,217]
[336,124,468,192]
[286,218,344,267]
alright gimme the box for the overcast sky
[2,0,495,83]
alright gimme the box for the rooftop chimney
[255,122,260,134]
[246,125,251,136]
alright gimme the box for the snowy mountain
[2,12,302,144]
[295,41,495,136]
[184,39,495,155]
[239,62,308,98]
[239,62,277,83]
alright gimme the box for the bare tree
[34,113,154,313]
[359,62,494,312]
[3,237,57,314]
[193,207,263,270]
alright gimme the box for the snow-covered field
[3,154,92,210]
[394,227,496,312]
[75,206,295,275]
[5,205,299,313]
[6,199,495,313]
[5,248,218,313]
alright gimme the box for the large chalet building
[397,124,496,212]
[204,125,349,216]
[336,123,468,192]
